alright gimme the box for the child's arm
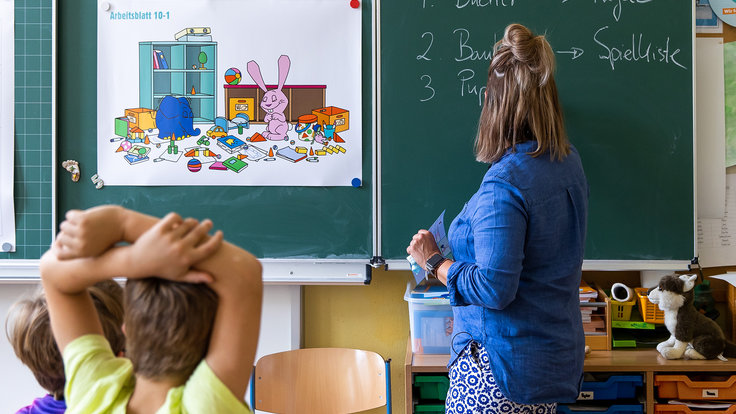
[56,205,190,259]
[197,241,263,400]
[42,213,222,352]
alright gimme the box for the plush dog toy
[648,274,736,360]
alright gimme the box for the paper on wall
[696,38,726,219]
[697,174,736,267]
[0,0,16,252]
[97,0,362,187]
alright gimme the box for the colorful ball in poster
[224,68,241,85]
[187,158,202,172]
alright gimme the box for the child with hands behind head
[40,205,263,413]
[6,279,125,414]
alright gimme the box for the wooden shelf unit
[405,342,736,414]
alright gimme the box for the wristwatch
[425,253,446,279]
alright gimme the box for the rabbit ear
[276,55,291,91]
[247,60,268,92]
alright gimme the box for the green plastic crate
[415,403,445,413]
[415,375,450,400]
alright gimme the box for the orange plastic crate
[655,404,736,414]
[635,288,664,324]
[655,375,736,400]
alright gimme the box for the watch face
[427,254,443,270]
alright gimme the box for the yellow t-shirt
[63,334,252,414]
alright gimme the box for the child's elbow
[234,252,263,291]
[39,249,60,282]
[247,257,263,291]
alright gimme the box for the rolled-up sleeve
[446,178,527,309]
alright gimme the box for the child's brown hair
[123,277,218,382]
[5,280,125,399]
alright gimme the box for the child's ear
[680,274,697,292]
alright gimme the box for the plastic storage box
[611,298,637,321]
[414,375,450,400]
[578,375,643,400]
[655,375,736,400]
[635,288,664,324]
[557,404,643,414]
[654,404,736,414]
[415,404,445,413]
[405,287,453,354]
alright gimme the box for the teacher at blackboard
[407,23,588,412]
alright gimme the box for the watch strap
[426,253,446,278]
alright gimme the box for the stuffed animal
[648,274,736,360]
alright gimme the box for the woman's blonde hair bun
[494,23,554,87]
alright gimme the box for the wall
[303,268,413,414]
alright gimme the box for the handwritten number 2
[420,75,435,102]
[416,32,434,61]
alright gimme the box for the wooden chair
[251,348,392,414]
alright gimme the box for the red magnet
[350,0,359,8]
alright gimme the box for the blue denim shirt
[446,141,588,404]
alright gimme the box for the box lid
[404,282,450,305]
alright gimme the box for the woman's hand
[407,229,441,270]
[128,212,223,283]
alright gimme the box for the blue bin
[557,404,643,414]
[578,375,643,400]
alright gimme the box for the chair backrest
[254,348,388,414]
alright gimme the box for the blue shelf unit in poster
[139,41,217,124]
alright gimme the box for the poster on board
[1,0,16,252]
[97,0,362,186]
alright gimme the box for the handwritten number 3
[420,75,435,102]
[417,32,434,61]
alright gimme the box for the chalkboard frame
[1,1,701,279]
[1,0,378,284]
[0,0,57,277]
[376,0,697,271]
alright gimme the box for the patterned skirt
[445,342,557,414]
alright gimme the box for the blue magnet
[351,178,361,188]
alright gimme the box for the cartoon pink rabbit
[246,55,291,141]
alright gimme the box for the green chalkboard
[0,0,55,261]
[380,1,694,261]
[56,1,374,260]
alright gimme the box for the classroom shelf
[406,343,736,414]
[139,41,217,124]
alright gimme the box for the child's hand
[56,206,124,259]
[129,212,223,282]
